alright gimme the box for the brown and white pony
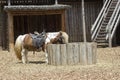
[14,31,69,64]
[14,31,47,64]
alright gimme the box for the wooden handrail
[91,0,112,40]
[106,0,120,40]
[91,0,109,32]
[111,14,120,39]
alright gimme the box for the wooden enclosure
[47,42,97,65]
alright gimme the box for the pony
[44,31,69,63]
[14,31,47,64]
[14,30,69,64]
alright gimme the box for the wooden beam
[8,0,11,6]
[81,0,87,65]
[82,0,86,42]
[108,27,112,47]
[55,0,58,5]
[8,12,14,52]
[61,10,66,31]
[10,10,64,15]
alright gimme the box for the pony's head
[50,32,64,44]
[47,31,68,44]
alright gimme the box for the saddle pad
[30,34,45,49]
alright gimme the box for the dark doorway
[13,14,61,41]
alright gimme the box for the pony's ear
[43,29,46,32]
[34,31,39,35]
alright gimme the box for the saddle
[30,33,45,49]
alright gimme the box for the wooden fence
[47,42,97,66]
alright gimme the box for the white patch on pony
[16,34,27,44]
[45,32,59,64]
[45,32,59,44]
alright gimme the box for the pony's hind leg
[21,48,29,64]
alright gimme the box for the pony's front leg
[21,48,29,64]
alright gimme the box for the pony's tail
[14,35,23,60]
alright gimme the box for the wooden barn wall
[0,5,2,49]
[0,5,8,50]
[113,23,120,46]
[64,1,103,42]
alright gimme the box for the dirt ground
[0,47,120,80]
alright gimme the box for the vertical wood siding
[65,1,103,42]
[0,5,2,49]
[0,6,8,50]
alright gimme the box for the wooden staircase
[91,0,120,47]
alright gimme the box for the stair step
[109,9,115,11]
[100,29,106,31]
[101,26,106,28]
[97,43,108,45]
[97,43,109,47]
[104,17,110,21]
[104,20,109,23]
[97,34,106,37]
[99,32,106,34]
[96,38,106,40]
[102,23,108,26]
[96,40,107,42]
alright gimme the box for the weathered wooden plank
[87,43,93,65]
[8,13,14,52]
[72,43,79,65]
[55,44,61,66]
[60,44,67,65]
[66,43,74,65]
[51,44,56,65]
[92,42,97,64]
[79,43,87,65]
